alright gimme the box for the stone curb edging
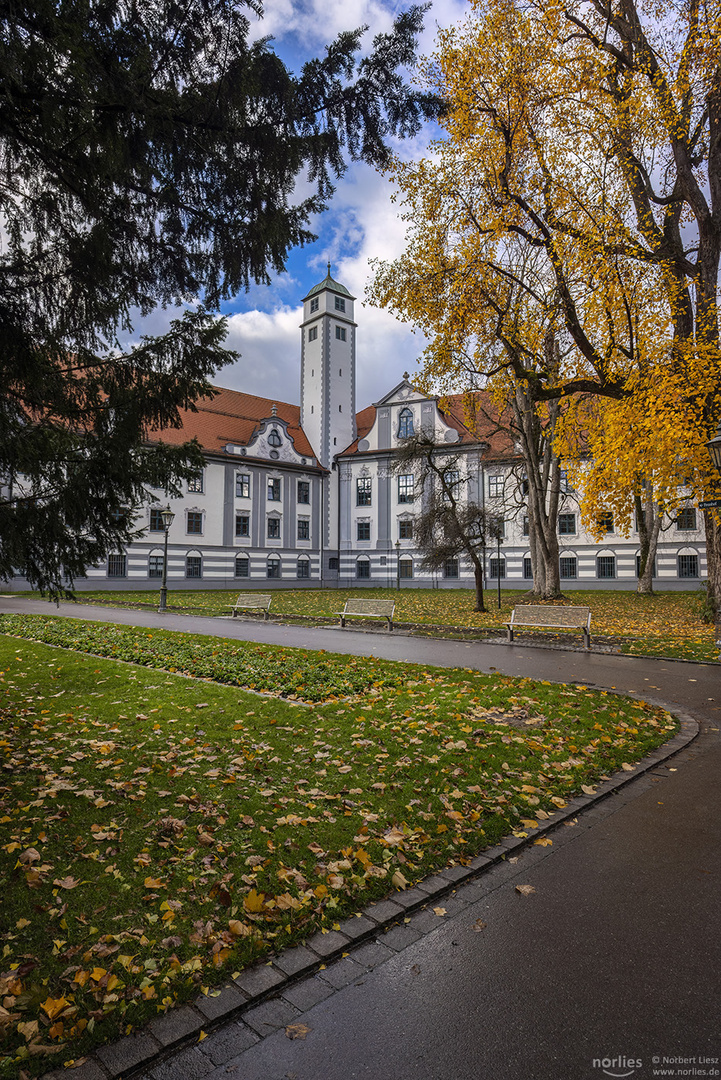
[41,709,699,1080]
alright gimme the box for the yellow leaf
[144,877,166,889]
[41,996,69,1020]
[433,907,447,917]
[391,870,409,890]
[533,837,553,847]
[243,889,266,913]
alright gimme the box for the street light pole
[396,538,401,591]
[159,505,175,613]
[497,532,502,610]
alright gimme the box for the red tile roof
[148,385,318,462]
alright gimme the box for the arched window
[398,408,414,438]
[356,555,371,580]
[148,549,164,578]
[268,428,282,447]
[297,555,310,579]
[185,550,202,579]
[267,553,281,579]
[235,554,249,578]
[399,556,413,579]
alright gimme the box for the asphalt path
[2,596,720,1080]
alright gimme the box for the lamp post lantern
[707,419,721,474]
[395,539,401,591]
[159,505,175,612]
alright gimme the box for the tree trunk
[472,556,486,612]
[635,487,662,596]
[704,510,721,655]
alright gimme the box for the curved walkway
[1,598,719,1080]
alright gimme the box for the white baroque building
[74,268,706,591]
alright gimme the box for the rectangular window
[399,519,413,540]
[356,477,372,506]
[235,513,249,537]
[558,513,576,535]
[522,515,529,536]
[236,473,250,498]
[356,559,370,579]
[310,297,319,313]
[399,559,413,579]
[297,481,310,504]
[560,556,577,579]
[523,557,533,580]
[559,468,572,493]
[268,478,281,501]
[149,554,164,578]
[108,554,126,578]
[357,521,371,541]
[187,471,204,494]
[598,512,614,533]
[678,554,699,578]
[489,475,504,498]
[328,557,339,571]
[297,519,310,540]
[597,555,616,579]
[186,556,202,578]
[149,508,165,531]
[676,508,696,531]
[334,296,346,312]
[443,470,460,501]
[489,557,506,579]
[186,511,203,535]
[444,558,459,579]
[335,325,347,341]
[297,558,310,579]
[235,555,249,578]
[398,474,414,503]
[267,517,281,539]
[308,326,318,342]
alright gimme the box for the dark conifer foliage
[0,0,440,594]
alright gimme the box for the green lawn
[36,585,719,663]
[0,614,678,1077]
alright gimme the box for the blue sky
[210,0,470,409]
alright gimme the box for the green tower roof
[302,263,355,302]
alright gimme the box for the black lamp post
[496,532,502,610]
[396,539,401,591]
[159,505,175,612]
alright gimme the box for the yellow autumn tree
[369,0,721,615]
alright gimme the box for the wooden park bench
[506,605,592,649]
[336,598,395,631]
[231,593,272,620]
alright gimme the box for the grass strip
[1,617,677,1077]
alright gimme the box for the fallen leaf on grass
[285,1023,311,1040]
[53,877,80,890]
[515,885,536,897]
[391,870,409,890]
